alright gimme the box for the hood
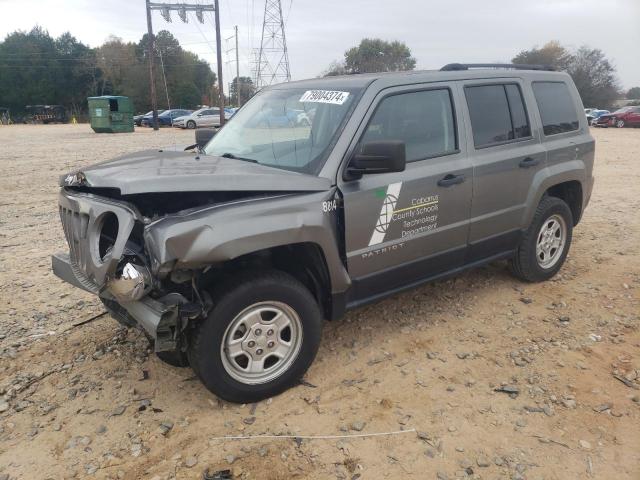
[60,149,332,195]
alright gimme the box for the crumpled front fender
[144,190,351,294]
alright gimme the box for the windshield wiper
[220,152,258,163]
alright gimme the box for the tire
[188,270,323,403]
[616,119,625,128]
[186,120,196,129]
[510,196,573,282]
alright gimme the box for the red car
[594,106,640,128]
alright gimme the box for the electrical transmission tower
[254,0,291,89]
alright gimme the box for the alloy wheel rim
[220,301,303,384]
[535,214,566,269]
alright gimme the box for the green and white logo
[369,182,402,246]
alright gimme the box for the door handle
[519,157,540,168]
[437,173,465,187]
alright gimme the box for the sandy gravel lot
[0,124,639,480]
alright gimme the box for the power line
[145,0,226,128]
[0,62,212,69]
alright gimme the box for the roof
[269,66,568,91]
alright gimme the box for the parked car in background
[173,107,231,129]
[139,110,166,127]
[586,109,609,126]
[584,108,596,116]
[594,106,640,128]
[141,109,192,127]
[134,111,152,126]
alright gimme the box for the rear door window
[465,84,531,148]
[532,82,579,135]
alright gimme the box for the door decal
[369,182,403,246]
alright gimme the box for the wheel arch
[545,180,583,225]
[206,242,336,320]
[523,162,587,228]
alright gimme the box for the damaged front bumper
[52,190,187,351]
[52,251,180,351]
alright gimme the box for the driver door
[339,84,473,303]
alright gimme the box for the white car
[173,107,231,129]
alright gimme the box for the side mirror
[195,128,216,149]
[347,140,406,178]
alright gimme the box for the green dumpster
[88,96,134,133]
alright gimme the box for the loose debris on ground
[0,125,638,479]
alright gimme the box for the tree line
[0,26,256,118]
[1,27,636,118]
[324,39,637,109]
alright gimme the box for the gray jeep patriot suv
[53,64,594,402]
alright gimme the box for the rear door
[339,83,473,303]
[461,79,546,261]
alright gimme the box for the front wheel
[510,196,573,282]
[186,120,196,129]
[616,119,625,128]
[188,271,323,403]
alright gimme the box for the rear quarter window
[465,83,531,148]
[532,82,579,135]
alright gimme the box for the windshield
[204,86,361,174]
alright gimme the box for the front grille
[58,190,137,291]
[59,205,99,293]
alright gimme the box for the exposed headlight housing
[107,262,150,302]
[62,171,86,187]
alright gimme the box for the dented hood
[61,149,331,195]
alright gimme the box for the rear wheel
[188,271,323,403]
[186,120,196,129]
[510,196,573,282]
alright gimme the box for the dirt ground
[0,124,638,480]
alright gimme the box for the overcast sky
[1,0,638,92]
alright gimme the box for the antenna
[254,0,291,89]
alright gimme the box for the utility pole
[226,25,242,107]
[145,0,159,131]
[235,25,240,107]
[147,1,225,127]
[213,0,225,126]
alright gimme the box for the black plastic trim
[344,249,515,311]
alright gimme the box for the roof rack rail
[440,63,555,72]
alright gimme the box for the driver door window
[361,89,457,161]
